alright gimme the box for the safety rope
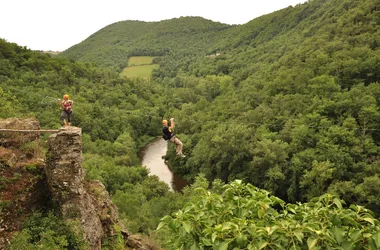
[0,129,59,133]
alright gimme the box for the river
[140,137,187,191]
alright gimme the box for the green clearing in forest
[127,56,154,66]
[120,64,159,78]
[121,56,158,78]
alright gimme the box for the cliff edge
[45,126,125,249]
[0,118,157,249]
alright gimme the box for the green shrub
[157,180,380,249]
[8,212,88,250]
[20,141,40,157]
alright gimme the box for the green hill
[60,17,231,71]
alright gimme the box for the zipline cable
[0,129,59,133]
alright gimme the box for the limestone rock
[126,234,162,250]
[0,148,17,167]
[45,126,122,249]
[0,119,157,250]
[0,118,48,250]
[0,118,40,148]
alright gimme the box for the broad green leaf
[258,241,268,249]
[222,222,238,231]
[183,221,192,233]
[342,217,356,226]
[169,219,178,231]
[201,238,213,246]
[184,205,193,213]
[156,221,166,230]
[191,242,199,250]
[218,241,229,250]
[363,233,372,238]
[258,209,265,219]
[350,230,362,242]
[333,198,343,209]
[332,227,344,245]
[371,232,380,248]
[288,207,296,214]
[176,210,183,217]
[235,233,248,247]
[212,233,217,243]
[294,231,304,243]
[362,217,375,225]
[289,245,301,250]
[349,204,358,212]
[369,238,377,250]
[342,240,356,250]
[331,214,341,226]
[270,196,285,207]
[265,226,278,235]
[161,215,172,221]
[307,237,318,249]
[173,236,182,247]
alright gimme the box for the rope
[0,129,59,133]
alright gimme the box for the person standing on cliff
[162,117,185,158]
[57,94,73,126]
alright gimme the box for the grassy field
[121,56,158,79]
[120,64,159,78]
[127,56,154,66]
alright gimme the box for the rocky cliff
[45,126,125,249]
[0,118,157,249]
[0,118,48,248]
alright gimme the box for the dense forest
[1,0,380,248]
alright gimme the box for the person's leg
[67,111,72,126]
[170,137,183,155]
[60,111,67,126]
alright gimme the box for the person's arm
[57,99,63,109]
[170,118,175,130]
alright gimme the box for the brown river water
[140,137,187,191]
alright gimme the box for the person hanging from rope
[162,117,185,158]
[57,94,73,126]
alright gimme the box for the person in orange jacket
[57,94,73,126]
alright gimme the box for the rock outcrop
[0,118,48,249]
[0,118,157,249]
[45,126,125,249]
[0,118,41,148]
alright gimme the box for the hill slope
[61,16,231,70]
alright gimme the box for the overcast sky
[1,0,307,52]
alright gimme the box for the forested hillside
[61,17,231,71]
[173,0,380,209]
[157,0,380,215]
[2,0,380,248]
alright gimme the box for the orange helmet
[162,119,168,125]
[63,94,69,99]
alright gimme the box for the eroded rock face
[1,119,157,250]
[0,118,48,250]
[45,126,121,249]
[0,118,40,148]
[45,127,85,201]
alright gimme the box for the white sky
[0,0,307,52]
